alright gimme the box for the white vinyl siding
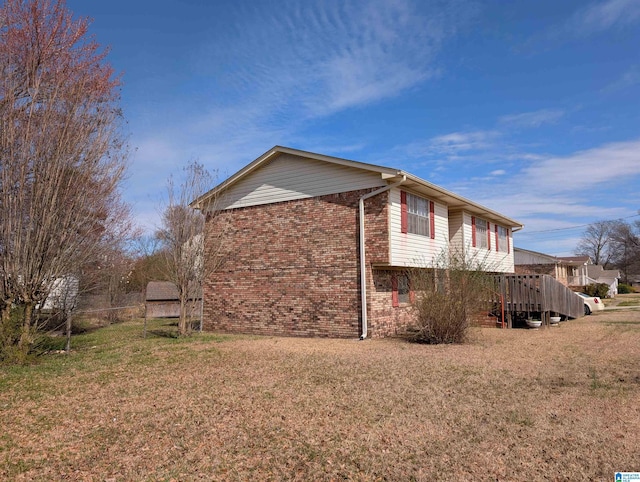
[389,188,448,267]
[448,211,465,255]
[215,153,387,210]
[459,212,514,273]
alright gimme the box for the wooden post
[65,312,72,353]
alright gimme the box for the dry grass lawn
[2,299,640,481]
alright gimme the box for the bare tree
[609,219,640,283]
[157,162,228,336]
[575,220,617,267]
[128,235,168,293]
[575,217,640,283]
[0,0,128,358]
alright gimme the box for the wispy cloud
[522,138,640,189]
[426,130,500,154]
[602,66,640,93]
[565,0,640,36]
[124,0,479,232]
[499,109,565,128]
[196,0,475,124]
[524,0,640,50]
[464,138,640,223]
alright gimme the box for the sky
[66,0,640,256]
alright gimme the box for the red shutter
[471,216,476,247]
[429,201,435,239]
[495,224,499,252]
[391,274,399,307]
[400,191,408,234]
[487,222,491,250]
[507,229,511,254]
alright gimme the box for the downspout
[359,175,406,340]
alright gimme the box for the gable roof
[514,247,559,264]
[587,264,620,279]
[192,146,524,229]
[514,248,595,267]
[146,281,179,301]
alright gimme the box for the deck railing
[493,274,584,324]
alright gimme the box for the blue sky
[67,0,640,256]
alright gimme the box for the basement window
[392,272,412,307]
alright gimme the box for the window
[497,226,509,252]
[407,193,429,236]
[392,272,412,307]
[474,217,488,249]
[401,191,434,238]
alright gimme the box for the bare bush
[156,162,228,336]
[411,250,496,344]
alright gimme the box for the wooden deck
[493,274,584,328]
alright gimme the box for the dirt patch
[1,309,639,480]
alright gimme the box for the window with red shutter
[473,217,489,249]
[497,225,509,253]
[401,191,431,237]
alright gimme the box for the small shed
[145,281,202,319]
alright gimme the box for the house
[40,275,79,312]
[514,248,592,287]
[586,265,620,297]
[145,281,202,319]
[514,248,621,296]
[193,146,523,338]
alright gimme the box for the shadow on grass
[147,329,179,339]
[145,320,203,339]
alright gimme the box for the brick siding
[202,189,391,338]
[368,269,415,337]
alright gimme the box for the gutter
[358,175,406,340]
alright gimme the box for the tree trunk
[178,294,189,336]
[18,302,34,355]
[66,312,73,353]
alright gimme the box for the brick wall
[368,269,415,337]
[202,189,390,338]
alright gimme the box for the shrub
[618,283,634,294]
[1,308,30,364]
[584,283,609,299]
[410,251,496,344]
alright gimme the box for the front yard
[1,306,639,480]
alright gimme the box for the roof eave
[400,172,524,229]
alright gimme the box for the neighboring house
[586,265,620,297]
[515,248,620,295]
[514,248,592,287]
[193,146,523,339]
[627,274,640,288]
[145,281,202,319]
[557,256,593,286]
[40,276,79,312]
